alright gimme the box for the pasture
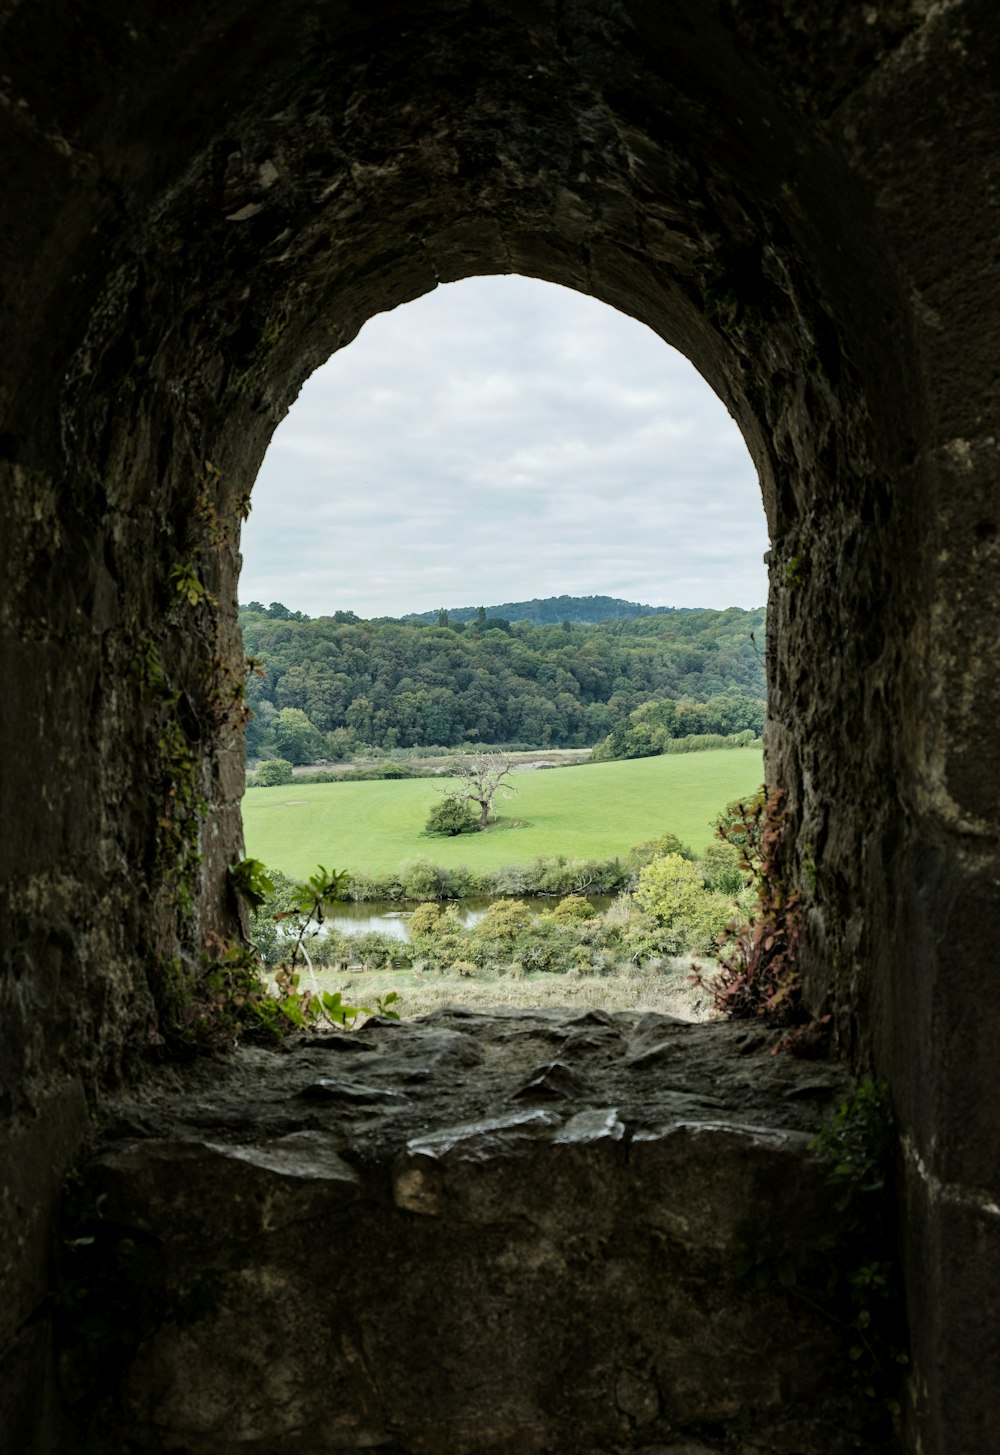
[242,748,763,879]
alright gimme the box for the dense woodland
[240,599,766,760]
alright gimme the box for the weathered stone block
[60,1013,869,1454]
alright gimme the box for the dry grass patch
[303,957,719,1023]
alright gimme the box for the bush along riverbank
[248,829,755,980]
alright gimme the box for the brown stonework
[1,4,998,1451]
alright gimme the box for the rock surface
[61,1011,866,1454]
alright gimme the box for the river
[322,894,619,942]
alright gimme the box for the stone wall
[64,1011,872,1454]
[1,3,998,1451]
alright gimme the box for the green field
[242,749,763,879]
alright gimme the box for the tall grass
[302,960,718,1023]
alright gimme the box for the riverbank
[284,746,595,778]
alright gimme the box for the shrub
[351,930,406,967]
[248,868,305,962]
[469,899,534,965]
[347,871,406,901]
[253,758,294,786]
[515,919,588,972]
[425,797,477,835]
[307,929,353,967]
[661,731,761,753]
[628,832,693,868]
[552,894,598,922]
[408,901,445,937]
[700,839,746,896]
[476,898,534,940]
[490,862,534,896]
[401,857,449,900]
[714,788,767,875]
[439,863,485,898]
[633,852,732,955]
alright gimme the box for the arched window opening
[238,276,768,1021]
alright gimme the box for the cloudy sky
[239,276,769,619]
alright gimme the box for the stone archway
[2,4,998,1452]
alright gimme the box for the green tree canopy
[272,706,324,764]
[425,797,477,836]
[254,758,294,786]
[239,603,766,752]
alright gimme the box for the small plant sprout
[230,859,401,1032]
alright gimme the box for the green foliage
[372,991,401,1019]
[426,797,477,836]
[810,1078,894,1223]
[408,901,445,936]
[475,897,534,941]
[275,864,351,938]
[397,858,456,900]
[272,706,325,764]
[402,593,695,626]
[633,853,732,956]
[714,788,768,872]
[627,832,694,867]
[238,602,766,752]
[169,561,215,608]
[246,867,301,962]
[785,555,807,589]
[409,895,601,976]
[551,893,598,922]
[341,761,437,781]
[133,638,206,919]
[513,917,591,973]
[153,937,289,1052]
[234,830,787,985]
[152,854,393,1052]
[254,758,294,786]
[275,979,366,1030]
[700,839,746,896]
[493,853,627,899]
[660,729,760,753]
[592,693,765,761]
[349,930,408,968]
[228,857,274,911]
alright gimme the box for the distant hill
[403,594,692,626]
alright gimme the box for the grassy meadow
[242,748,763,880]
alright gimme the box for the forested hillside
[404,594,688,626]
[239,602,766,759]
[242,594,695,626]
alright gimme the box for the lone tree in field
[441,751,518,831]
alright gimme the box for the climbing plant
[689,788,806,1025]
[138,461,267,1043]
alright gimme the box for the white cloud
[240,276,769,617]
